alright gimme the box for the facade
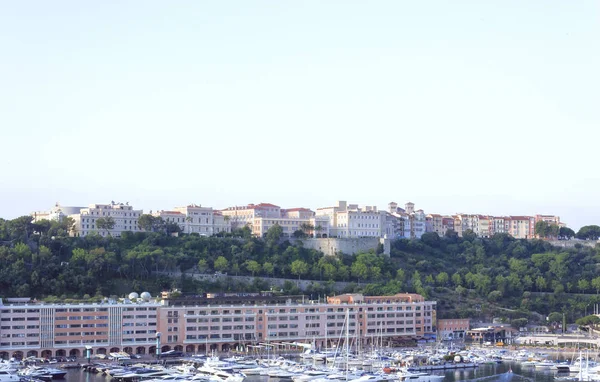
[70,202,143,237]
[317,201,388,239]
[0,296,160,359]
[490,216,510,236]
[220,203,328,238]
[153,204,230,236]
[0,293,436,359]
[507,216,536,239]
[387,202,426,239]
[437,318,470,340]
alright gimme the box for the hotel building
[0,292,435,359]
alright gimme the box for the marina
[2,347,597,382]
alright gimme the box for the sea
[62,362,563,382]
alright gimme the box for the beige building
[71,202,143,237]
[317,201,389,238]
[153,204,230,236]
[221,203,329,238]
[508,216,535,239]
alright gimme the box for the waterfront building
[0,292,436,359]
[0,295,160,360]
[70,201,143,237]
[437,318,470,341]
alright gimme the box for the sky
[0,1,598,230]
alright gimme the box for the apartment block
[508,216,535,239]
[0,293,436,359]
[0,296,160,360]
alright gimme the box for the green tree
[291,260,309,281]
[535,221,550,238]
[536,276,547,292]
[245,260,261,276]
[396,269,406,283]
[197,259,209,273]
[351,262,369,282]
[559,227,576,240]
[451,272,463,287]
[263,262,275,277]
[462,229,477,242]
[96,216,115,236]
[579,279,590,293]
[436,272,449,286]
[213,256,229,273]
[592,277,600,294]
[137,214,157,232]
[548,312,563,324]
[266,224,283,245]
[577,225,600,240]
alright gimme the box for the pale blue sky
[1,1,598,229]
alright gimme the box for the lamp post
[155,332,161,360]
[85,345,92,365]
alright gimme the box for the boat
[396,370,444,382]
[0,370,20,382]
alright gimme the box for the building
[70,202,143,237]
[317,201,388,239]
[535,214,561,226]
[507,216,536,239]
[0,295,160,360]
[437,318,470,340]
[153,204,230,236]
[0,292,436,359]
[221,203,329,238]
[30,203,85,223]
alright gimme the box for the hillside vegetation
[1,216,600,326]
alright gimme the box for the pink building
[0,292,436,359]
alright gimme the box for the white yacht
[0,370,19,382]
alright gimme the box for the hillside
[1,216,599,326]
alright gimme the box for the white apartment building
[153,204,230,236]
[70,202,143,237]
[317,201,389,238]
[221,203,329,238]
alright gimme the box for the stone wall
[295,237,391,256]
[547,240,598,248]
